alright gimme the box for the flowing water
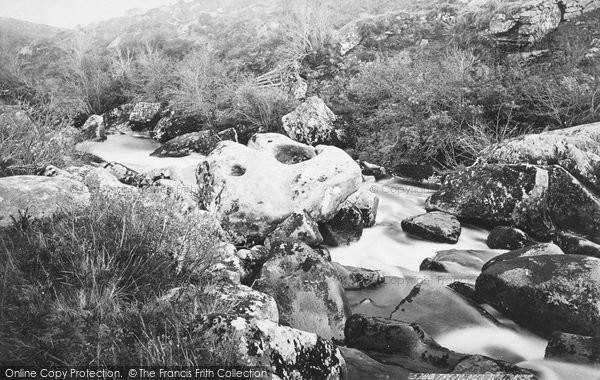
[81,133,600,380]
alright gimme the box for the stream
[79,133,600,380]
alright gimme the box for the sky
[0,0,178,29]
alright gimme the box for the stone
[319,204,363,247]
[235,245,270,285]
[216,127,238,143]
[475,255,600,336]
[340,347,413,380]
[282,96,345,146]
[150,130,221,157]
[103,103,133,130]
[401,211,461,244]
[480,243,564,272]
[0,175,90,228]
[425,164,600,243]
[342,187,379,227]
[128,102,162,130]
[196,140,361,242]
[545,332,600,365]
[196,314,347,379]
[486,226,534,250]
[268,210,323,247]
[61,165,135,194]
[358,161,388,181]
[151,112,204,143]
[332,262,384,290]
[81,114,106,141]
[254,239,351,341]
[552,231,600,258]
[420,249,500,275]
[247,133,316,164]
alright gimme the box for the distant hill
[0,17,64,52]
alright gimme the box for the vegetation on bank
[0,191,231,365]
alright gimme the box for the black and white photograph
[1,0,600,379]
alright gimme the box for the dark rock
[552,231,600,258]
[475,255,600,336]
[128,102,162,130]
[426,164,600,243]
[447,282,484,304]
[235,245,270,285]
[420,249,499,275]
[268,210,323,247]
[332,262,384,290]
[254,239,351,340]
[81,114,105,141]
[340,347,412,380]
[358,161,388,180]
[151,112,204,143]
[487,226,534,250]
[151,130,221,157]
[545,331,600,365]
[342,188,379,228]
[103,103,133,129]
[401,211,461,244]
[393,163,434,180]
[481,243,563,272]
[320,205,364,246]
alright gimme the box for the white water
[80,135,600,380]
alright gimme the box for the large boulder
[552,231,600,258]
[81,114,106,141]
[420,249,500,275]
[481,243,563,272]
[342,187,379,228]
[128,102,162,130]
[401,211,461,244]
[0,175,90,228]
[425,164,600,243]
[331,263,384,290]
[267,210,323,247]
[545,332,600,365]
[103,103,133,130]
[319,204,364,246]
[254,239,351,341]
[196,314,346,379]
[248,133,316,164]
[475,254,600,336]
[477,123,600,193]
[282,96,345,146]
[151,112,204,143]
[196,140,361,242]
[486,226,534,250]
[151,130,221,157]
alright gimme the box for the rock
[342,187,379,227]
[480,243,564,272]
[61,165,135,194]
[475,254,600,336]
[336,18,363,56]
[552,231,600,258]
[151,112,204,143]
[216,127,238,143]
[401,211,461,244]
[447,282,483,304]
[389,282,498,336]
[340,347,413,380]
[102,161,144,186]
[197,140,361,242]
[81,114,106,141]
[235,245,270,285]
[128,102,162,130]
[103,103,133,130]
[0,175,90,228]
[254,239,351,341]
[268,210,323,247]
[486,226,534,250]
[477,123,600,193]
[248,133,316,164]
[425,164,600,243]
[358,161,388,181]
[211,242,244,284]
[562,0,600,19]
[319,205,363,246]
[332,262,384,290]
[151,130,221,157]
[545,332,600,365]
[196,314,347,379]
[450,354,534,375]
[487,0,562,46]
[420,249,500,275]
[344,315,529,374]
[282,96,345,146]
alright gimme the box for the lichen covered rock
[487,226,534,250]
[319,204,364,247]
[401,211,461,244]
[331,263,384,290]
[151,130,221,157]
[282,96,345,146]
[481,243,564,272]
[268,210,323,247]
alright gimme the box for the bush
[0,190,230,365]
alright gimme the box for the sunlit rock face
[282,96,346,146]
[196,138,361,242]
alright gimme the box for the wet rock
[319,204,363,246]
[401,211,461,244]
[358,161,388,181]
[196,140,361,242]
[81,114,106,141]
[0,175,90,228]
[475,255,600,336]
[151,130,221,157]
[451,354,534,375]
[344,315,529,375]
[477,122,600,193]
[340,347,413,380]
[545,332,600,365]
[248,133,316,164]
[486,226,534,250]
[481,243,563,272]
[389,282,498,336]
[128,102,162,130]
[425,164,600,243]
[332,263,384,290]
[342,187,379,227]
[254,239,351,341]
[447,282,483,304]
[196,314,347,379]
[268,210,323,247]
[151,112,204,143]
[282,96,345,146]
[420,249,500,275]
[552,231,600,258]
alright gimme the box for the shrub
[0,190,230,365]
